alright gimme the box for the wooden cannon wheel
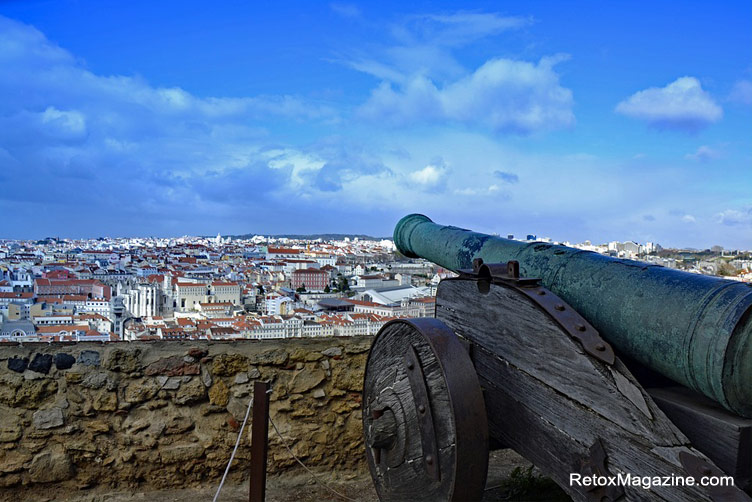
[363,318,489,501]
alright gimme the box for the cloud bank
[615,77,722,131]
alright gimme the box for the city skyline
[0,2,750,249]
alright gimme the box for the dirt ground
[52,449,569,502]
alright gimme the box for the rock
[22,370,44,380]
[0,421,21,442]
[231,383,253,398]
[80,372,108,390]
[0,450,32,473]
[174,378,206,405]
[28,446,73,483]
[2,379,58,409]
[157,376,182,390]
[85,420,110,433]
[54,353,76,370]
[312,389,326,399]
[208,380,229,407]
[165,415,194,435]
[234,372,249,385]
[124,379,160,403]
[248,348,288,366]
[7,357,28,373]
[32,407,64,429]
[77,350,101,367]
[160,443,204,464]
[248,366,261,379]
[226,397,250,421]
[320,359,330,370]
[188,347,208,359]
[144,355,199,377]
[212,354,249,376]
[65,372,84,384]
[321,347,342,357]
[289,368,326,394]
[200,365,213,387]
[104,348,140,372]
[92,391,117,411]
[344,341,372,354]
[289,348,323,362]
[28,354,53,374]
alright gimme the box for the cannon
[363,214,752,501]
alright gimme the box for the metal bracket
[459,258,615,365]
[679,451,748,501]
[578,439,624,502]
[404,345,440,481]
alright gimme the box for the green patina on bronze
[394,214,752,418]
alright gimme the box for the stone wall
[0,337,373,500]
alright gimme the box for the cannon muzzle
[394,213,752,417]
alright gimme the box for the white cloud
[615,77,722,131]
[409,164,446,187]
[682,215,697,223]
[729,80,752,105]
[685,145,720,162]
[717,209,752,226]
[359,56,574,134]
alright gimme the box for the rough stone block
[174,378,206,405]
[7,357,28,374]
[321,347,342,357]
[208,380,229,407]
[247,348,288,366]
[289,368,326,394]
[124,379,160,403]
[32,407,64,430]
[28,354,53,374]
[28,446,73,483]
[77,350,101,367]
[104,348,140,372]
[160,443,204,464]
[144,356,199,377]
[212,354,249,376]
[54,353,76,371]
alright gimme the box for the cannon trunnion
[363,262,751,501]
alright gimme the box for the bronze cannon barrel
[394,213,752,417]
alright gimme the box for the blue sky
[0,1,750,248]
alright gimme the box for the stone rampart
[0,337,373,501]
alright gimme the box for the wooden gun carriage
[362,215,752,501]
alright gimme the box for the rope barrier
[212,393,254,502]
[213,385,358,502]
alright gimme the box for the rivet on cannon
[418,404,426,414]
[595,343,606,352]
[407,361,414,370]
[576,324,586,332]
[701,467,712,476]
[537,290,546,296]
[425,455,434,465]
[554,304,565,311]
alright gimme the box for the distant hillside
[228,233,390,241]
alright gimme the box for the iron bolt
[418,404,426,413]
[554,304,565,311]
[425,455,434,465]
[407,361,414,370]
[595,343,606,352]
[576,324,586,332]
[537,290,546,295]
[701,467,712,476]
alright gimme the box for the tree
[324,285,330,293]
[337,276,350,291]
[296,284,307,293]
